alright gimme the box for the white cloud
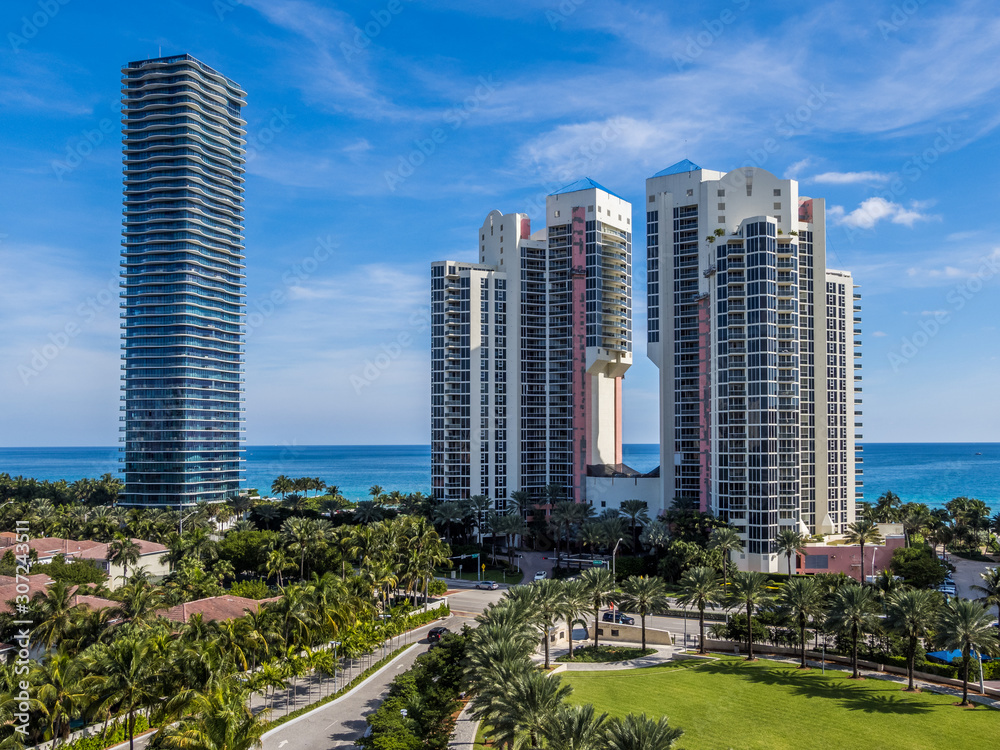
[811,171,893,185]
[830,197,936,229]
[871,331,888,337]
[785,158,812,179]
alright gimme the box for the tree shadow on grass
[695,660,935,714]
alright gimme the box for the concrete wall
[585,475,659,512]
[587,622,675,646]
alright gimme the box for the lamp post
[178,508,199,535]
[612,538,623,582]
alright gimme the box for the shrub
[889,545,948,589]
[32,555,107,586]
[427,579,448,596]
[722,613,768,647]
[228,578,272,599]
[555,645,655,663]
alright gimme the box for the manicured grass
[563,657,997,750]
[555,645,655,663]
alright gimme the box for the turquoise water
[0,444,995,511]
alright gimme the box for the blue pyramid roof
[653,159,701,177]
[549,177,625,201]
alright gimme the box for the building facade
[431,179,633,510]
[646,162,861,571]
[120,55,247,507]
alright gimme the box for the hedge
[61,715,150,750]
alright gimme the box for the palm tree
[774,529,806,576]
[480,669,572,749]
[874,490,903,523]
[108,535,143,584]
[542,704,608,750]
[581,567,615,648]
[560,579,590,660]
[549,501,575,567]
[935,598,1000,705]
[728,571,772,661]
[885,588,940,690]
[156,680,269,750]
[619,499,650,552]
[32,581,85,651]
[85,636,161,750]
[826,584,879,678]
[270,475,293,499]
[369,485,385,504]
[264,548,293,588]
[776,576,825,668]
[675,567,724,655]
[971,566,1000,626]
[35,650,87,748]
[619,575,670,651]
[431,501,464,545]
[604,713,683,750]
[353,500,384,525]
[708,526,743,593]
[495,512,526,570]
[524,579,565,668]
[845,519,884,584]
[281,516,329,580]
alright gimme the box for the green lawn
[560,657,997,750]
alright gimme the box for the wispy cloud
[828,197,936,229]
[811,171,893,184]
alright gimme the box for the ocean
[0,443,996,512]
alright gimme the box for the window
[774,189,782,196]
[774,202,782,210]
[718,216,725,223]
[553,210,560,218]
[686,189,694,196]
[588,205,594,212]
[648,195,654,203]
[718,203,725,210]
[718,189,726,197]
[804,554,828,569]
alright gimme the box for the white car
[533,571,547,581]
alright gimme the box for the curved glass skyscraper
[120,54,246,508]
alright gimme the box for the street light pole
[612,538,623,582]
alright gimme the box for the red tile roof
[164,595,280,623]
[0,574,55,614]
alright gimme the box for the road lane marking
[278,741,288,748]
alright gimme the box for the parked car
[533,571,547,581]
[427,626,449,643]
[476,580,500,590]
[602,611,635,625]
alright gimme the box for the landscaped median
[555,644,655,663]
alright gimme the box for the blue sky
[3,0,1000,447]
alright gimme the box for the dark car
[427,626,449,643]
[602,611,635,625]
[476,580,500,590]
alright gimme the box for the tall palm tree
[108,535,143,584]
[773,529,806,576]
[560,579,591,660]
[675,567,724,654]
[542,704,608,750]
[874,490,903,523]
[85,636,160,750]
[263,548,293,588]
[525,579,565,668]
[604,713,683,750]
[581,567,615,648]
[31,581,84,651]
[281,516,329,580]
[728,571,772,661]
[619,575,670,651]
[826,584,879,678]
[708,526,743,593]
[776,576,825,668]
[369,485,385,504]
[844,519,884,584]
[935,598,1000,706]
[971,566,1000,626]
[270,475,293,500]
[885,588,940,691]
[481,669,572,749]
[619,500,650,552]
[35,650,88,748]
[549,501,575,567]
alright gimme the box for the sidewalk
[450,701,478,750]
